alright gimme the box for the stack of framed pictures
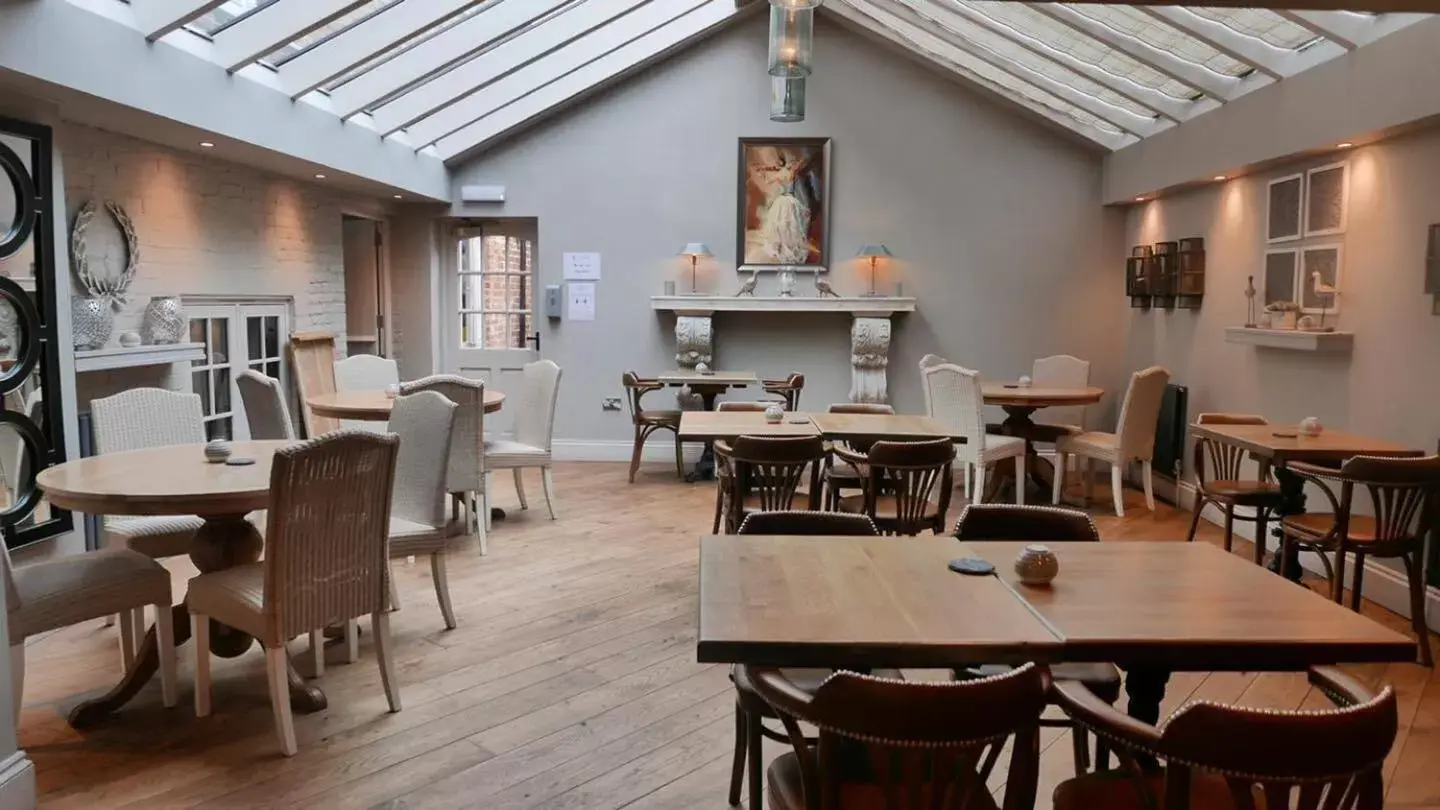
[1264,162,1348,318]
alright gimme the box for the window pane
[265,316,279,359]
[188,0,279,36]
[206,417,233,441]
[264,0,404,66]
[461,312,482,349]
[267,360,281,380]
[1188,8,1320,50]
[507,275,528,313]
[190,319,208,366]
[247,317,262,361]
[485,311,507,349]
[194,372,212,416]
[322,2,494,93]
[210,320,229,364]
[215,368,231,414]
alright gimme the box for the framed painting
[736,137,831,273]
[1266,173,1302,243]
[1300,243,1343,315]
[1304,162,1348,237]
[1262,248,1298,308]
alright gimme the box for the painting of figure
[736,138,830,272]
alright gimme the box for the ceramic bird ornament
[1310,271,1339,329]
[735,271,758,297]
[814,274,840,298]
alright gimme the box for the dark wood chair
[1280,454,1440,667]
[1184,413,1286,563]
[1052,666,1396,810]
[622,371,683,484]
[834,438,955,536]
[716,401,768,412]
[744,663,1049,810]
[953,503,1120,775]
[727,512,880,808]
[820,403,894,509]
[714,435,824,534]
[762,372,805,411]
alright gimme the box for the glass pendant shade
[769,77,806,122]
[767,5,815,78]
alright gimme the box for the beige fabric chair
[333,354,399,433]
[1052,365,1171,517]
[189,431,401,757]
[388,391,463,629]
[236,370,296,441]
[1032,354,1091,434]
[398,375,489,555]
[921,361,1026,504]
[486,360,562,521]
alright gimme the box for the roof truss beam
[1273,10,1358,50]
[1135,7,1285,79]
[132,0,229,41]
[212,0,371,73]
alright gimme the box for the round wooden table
[980,383,1105,502]
[35,441,331,728]
[307,388,505,421]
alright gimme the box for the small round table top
[307,388,505,421]
[981,383,1105,408]
[36,440,293,517]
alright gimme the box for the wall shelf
[650,295,915,317]
[1224,327,1353,353]
[75,342,205,373]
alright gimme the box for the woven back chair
[333,354,399,433]
[921,362,1026,504]
[717,401,768,412]
[761,372,805,411]
[236,370,296,441]
[746,663,1048,810]
[1032,354,1091,432]
[488,359,563,521]
[399,374,490,550]
[387,391,463,629]
[622,371,684,483]
[714,435,824,534]
[1185,413,1284,561]
[738,511,878,536]
[954,504,1099,542]
[837,439,955,536]
[1052,667,1395,810]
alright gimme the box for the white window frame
[185,297,293,440]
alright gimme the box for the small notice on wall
[568,282,596,321]
[563,252,601,280]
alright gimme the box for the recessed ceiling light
[1134,195,1146,202]
[393,194,403,199]
[1336,142,1353,149]
[1213,175,1227,181]
[314,173,326,180]
[199,141,214,148]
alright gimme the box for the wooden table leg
[1269,464,1310,583]
[1123,665,1171,771]
[685,389,724,483]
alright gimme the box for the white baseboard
[0,751,35,810]
[552,438,704,464]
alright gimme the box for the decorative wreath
[70,200,138,310]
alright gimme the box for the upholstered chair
[399,375,489,554]
[921,361,1026,504]
[1031,354,1091,435]
[387,391,464,629]
[236,370,296,441]
[1052,366,1170,517]
[486,359,562,521]
[333,354,399,432]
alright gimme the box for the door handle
[525,332,541,352]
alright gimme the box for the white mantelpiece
[1224,327,1354,353]
[74,342,206,373]
[650,296,916,403]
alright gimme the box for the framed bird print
[1300,244,1343,315]
[736,137,831,274]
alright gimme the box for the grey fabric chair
[398,374,488,554]
[388,391,463,629]
[236,370,296,440]
[486,359,562,521]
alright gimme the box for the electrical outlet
[602,397,622,411]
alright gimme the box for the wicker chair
[622,372,683,484]
[1053,366,1170,517]
[1052,667,1395,810]
[236,370,296,441]
[1031,354,1091,437]
[1185,413,1285,563]
[486,359,562,521]
[714,435,824,534]
[399,375,489,554]
[761,372,805,411]
[953,504,1121,774]
[190,431,401,757]
[820,402,895,510]
[333,354,399,433]
[388,391,464,630]
[745,663,1049,810]
[835,438,956,536]
[921,361,1027,505]
[1279,454,1440,667]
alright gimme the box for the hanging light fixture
[768,0,821,78]
[769,77,806,122]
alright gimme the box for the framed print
[1266,173,1302,243]
[1304,162,1348,237]
[1263,248,1298,307]
[1300,244,1342,315]
[736,137,831,273]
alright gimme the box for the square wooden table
[679,411,821,441]
[808,412,965,442]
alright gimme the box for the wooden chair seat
[768,749,1002,810]
[1053,769,1243,810]
[1200,479,1284,503]
[1283,513,1379,542]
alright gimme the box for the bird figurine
[1243,275,1257,327]
[735,271,758,297]
[1310,271,1339,330]
[815,273,840,298]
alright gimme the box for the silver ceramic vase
[71,297,113,350]
[143,296,187,345]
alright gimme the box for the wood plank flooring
[18,461,1440,809]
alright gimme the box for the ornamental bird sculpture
[735,271,758,297]
[815,274,840,298]
[1311,271,1339,329]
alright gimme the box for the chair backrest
[954,504,1099,542]
[621,371,665,424]
[920,361,986,462]
[334,354,399,392]
[1114,366,1171,461]
[288,331,338,438]
[717,435,825,525]
[861,439,956,535]
[91,388,205,453]
[236,370,296,441]
[717,401,767,412]
[399,374,485,493]
[739,510,878,536]
[261,430,398,642]
[1032,354,1091,430]
[917,353,947,371]
[747,663,1048,810]
[1193,412,1268,485]
[1332,455,1440,545]
[388,391,457,528]
[763,372,804,410]
[826,402,895,415]
[513,359,562,451]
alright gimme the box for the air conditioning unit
[460,184,505,203]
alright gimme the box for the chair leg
[345,619,360,663]
[1184,495,1205,543]
[1332,547,1348,605]
[1222,505,1235,553]
[1402,554,1434,667]
[1084,458,1096,506]
[746,705,763,810]
[674,432,686,481]
[192,614,212,718]
[9,642,23,729]
[728,702,746,806]
[371,611,402,712]
[973,464,987,506]
[1254,509,1270,566]
[154,604,177,709]
[265,646,298,757]
[473,492,488,557]
[1014,455,1026,505]
[960,464,970,500]
[1070,726,1090,775]
[1142,460,1156,511]
[483,473,494,532]
[387,563,401,611]
[513,468,529,510]
[541,467,558,520]
[629,425,646,484]
[119,608,137,672]
[1051,453,1065,505]
[309,629,325,678]
[1110,464,1125,518]
[712,483,725,534]
[431,552,458,630]
[1351,553,1366,613]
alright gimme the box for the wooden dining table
[678,410,821,441]
[980,382,1105,502]
[659,371,760,481]
[307,388,505,421]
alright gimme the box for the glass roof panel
[188,0,280,37]
[265,0,405,66]
[321,1,498,93]
[941,49,1125,137]
[1187,8,1320,50]
[958,2,1199,101]
[1065,4,1253,77]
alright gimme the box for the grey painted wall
[447,15,1127,446]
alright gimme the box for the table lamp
[855,244,894,297]
[680,243,712,294]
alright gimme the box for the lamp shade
[680,243,713,258]
[855,244,894,259]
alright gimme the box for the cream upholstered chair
[333,354,399,432]
[921,362,1026,505]
[388,391,464,629]
[398,375,489,554]
[1031,354,1091,434]
[487,360,562,521]
[1052,365,1170,517]
[190,431,402,757]
[236,370,295,441]
[917,353,947,370]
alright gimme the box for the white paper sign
[568,282,596,321]
[563,252,601,280]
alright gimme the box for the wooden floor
[18,461,1440,809]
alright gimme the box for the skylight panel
[188,0,280,37]
[264,0,405,66]
[950,50,1125,137]
[1187,8,1321,50]
[321,1,497,93]
[1065,5,1253,77]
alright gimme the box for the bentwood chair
[1052,667,1396,810]
[821,403,895,510]
[709,403,810,531]
[1185,413,1285,563]
[333,354,399,433]
[387,392,464,630]
[1280,454,1440,667]
[761,372,805,411]
[713,435,824,534]
[236,370,296,440]
[190,431,401,757]
[487,359,562,522]
[399,375,489,553]
[621,371,684,484]
[1053,366,1170,517]
[835,438,955,536]
[716,401,768,412]
[745,663,1049,810]
[953,504,1121,774]
[728,511,879,808]
[921,361,1027,504]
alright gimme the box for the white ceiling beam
[328,0,573,120]
[132,0,229,41]
[1136,7,1285,80]
[1273,10,1358,50]
[408,0,710,148]
[212,0,370,73]
[1027,5,1241,102]
[437,0,747,162]
[280,0,481,99]
[372,0,651,137]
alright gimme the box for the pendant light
[768,0,821,78]
[769,77,806,122]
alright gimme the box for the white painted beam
[407,0,712,148]
[1273,10,1358,50]
[328,0,573,120]
[1136,7,1285,80]
[280,0,480,99]
[132,0,228,41]
[372,0,651,137]
[437,0,747,161]
[212,0,370,72]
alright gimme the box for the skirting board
[0,750,35,810]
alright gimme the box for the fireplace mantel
[649,295,915,317]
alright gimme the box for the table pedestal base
[982,406,1071,503]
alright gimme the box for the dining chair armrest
[1052,679,1163,752]
[1309,666,1380,708]
[714,439,735,458]
[746,666,817,718]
